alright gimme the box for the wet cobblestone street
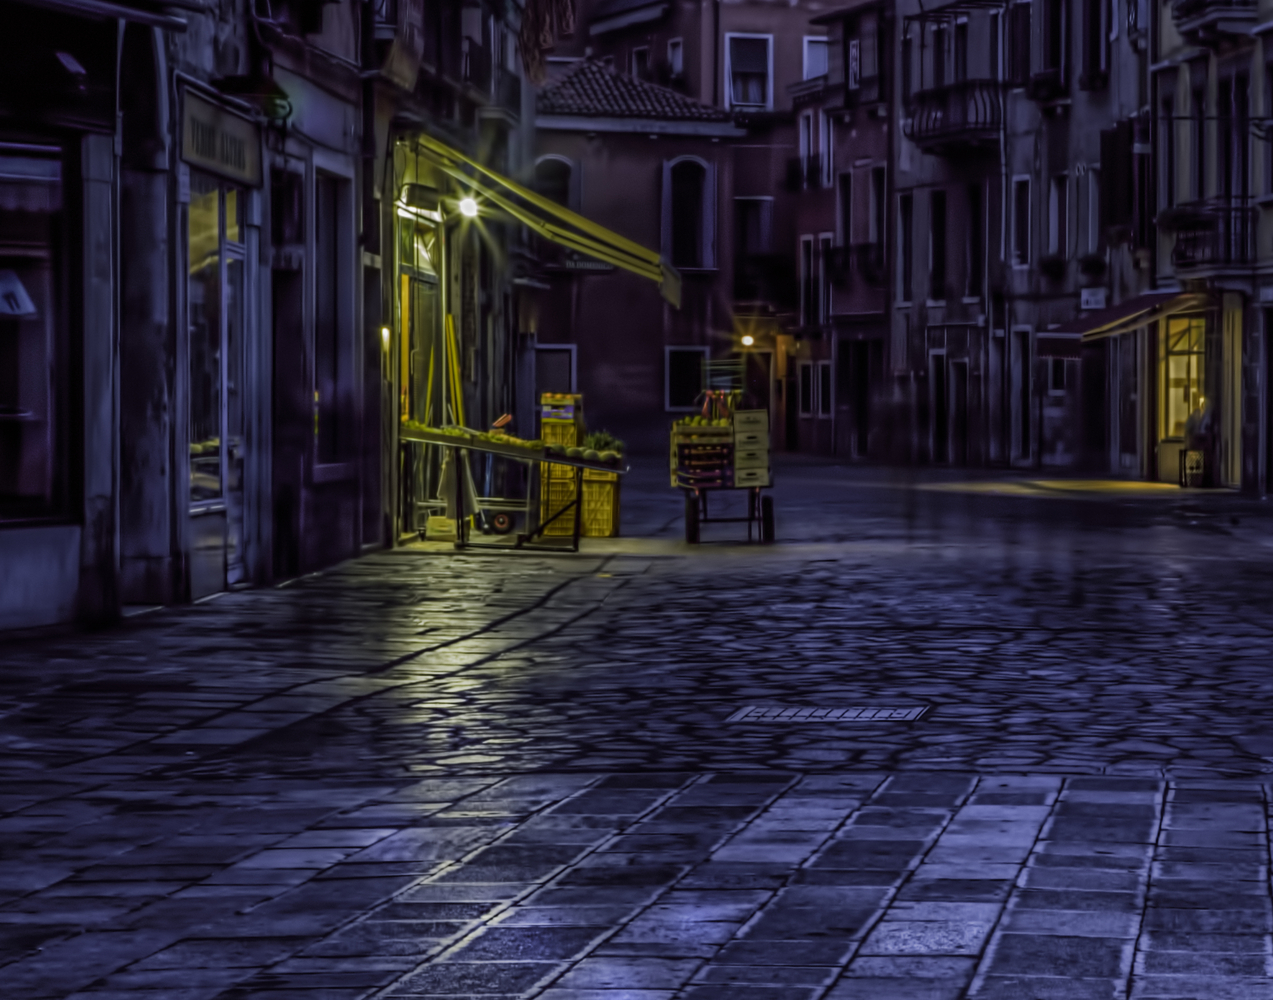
[4,460,1273,999]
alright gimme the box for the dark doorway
[271,268,305,581]
[931,354,948,463]
[951,360,969,465]
[1012,329,1031,462]
[1266,311,1273,493]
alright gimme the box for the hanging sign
[181,91,262,187]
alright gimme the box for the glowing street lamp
[458,196,479,218]
[741,334,755,347]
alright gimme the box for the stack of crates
[732,410,770,487]
[539,393,583,537]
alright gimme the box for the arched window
[662,158,715,269]
[534,157,574,208]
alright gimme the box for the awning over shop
[1052,290,1210,343]
[13,0,195,30]
[415,134,682,308]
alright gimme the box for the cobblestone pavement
[4,459,1273,999]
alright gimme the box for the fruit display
[402,420,622,465]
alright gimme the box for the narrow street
[3,459,1273,1000]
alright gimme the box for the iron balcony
[903,79,1003,153]
[1170,0,1256,43]
[1166,198,1256,270]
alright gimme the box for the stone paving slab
[5,464,1273,997]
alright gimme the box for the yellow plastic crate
[582,469,619,538]
[539,477,578,537]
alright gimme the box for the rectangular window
[1048,174,1067,255]
[839,172,852,245]
[315,173,349,464]
[901,34,913,102]
[804,36,829,79]
[989,10,1001,80]
[666,346,708,410]
[734,197,772,298]
[966,182,983,297]
[860,12,878,80]
[818,360,832,417]
[1162,96,1176,208]
[820,111,833,187]
[1008,3,1030,86]
[954,20,968,82]
[1193,88,1206,201]
[1088,168,1101,251]
[898,193,913,301]
[819,233,834,322]
[1042,0,1066,77]
[631,46,650,79]
[0,148,68,521]
[728,34,771,109]
[1080,0,1108,89]
[668,37,683,76]
[930,189,947,301]
[665,159,712,268]
[799,361,814,416]
[1012,177,1030,266]
[933,26,947,87]
[871,167,886,245]
[1049,357,1067,394]
[800,236,815,325]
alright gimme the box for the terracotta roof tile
[537,60,733,122]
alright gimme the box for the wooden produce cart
[671,395,774,544]
[399,424,627,552]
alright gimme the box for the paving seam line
[372,771,707,997]
[807,774,981,1000]
[142,564,631,775]
[1120,779,1169,1000]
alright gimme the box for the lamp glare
[741,334,755,347]
[458,197,479,218]
[381,326,391,349]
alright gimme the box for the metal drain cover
[726,706,928,723]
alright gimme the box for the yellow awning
[1051,291,1210,343]
[414,134,681,308]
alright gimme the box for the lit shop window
[0,149,68,521]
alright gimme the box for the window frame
[818,231,834,323]
[1048,173,1067,256]
[929,188,947,303]
[817,359,833,418]
[668,37,684,76]
[1011,175,1031,268]
[803,35,829,80]
[631,45,650,79]
[533,154,580,211]
[725,32,774,110]
[820,111,834,187]
[1048,356,1067,395]
[665,344,709,411]
[799,234,816,326]
[661,156,717,270]
[311,156,357,474]
[898,191,914,303]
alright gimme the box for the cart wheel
[760,494,775,543]
[684,492,700,544]
[490,512,514,535]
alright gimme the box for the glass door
[188,172,246,595]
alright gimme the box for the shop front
[178,89,263,598]
[1064,290,1249,488]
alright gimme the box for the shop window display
[0,148,68,521]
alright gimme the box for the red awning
[1052,291,1210,343]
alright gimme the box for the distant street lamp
[741,334,755,347]
[458,196,479,218]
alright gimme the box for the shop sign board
[181,91,262,187]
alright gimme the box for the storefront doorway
[188,172,247,598]
[1156,314,1206,483]
[398,210,441,536]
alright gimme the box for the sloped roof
[537,60,732,122]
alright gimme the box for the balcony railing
[1167,198,1256,269]
[903,79,1003,153]
[1171,0,1256,43]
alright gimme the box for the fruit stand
[400,420,626,551]
[670,391,774,544]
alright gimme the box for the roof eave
[536,114,745,136]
